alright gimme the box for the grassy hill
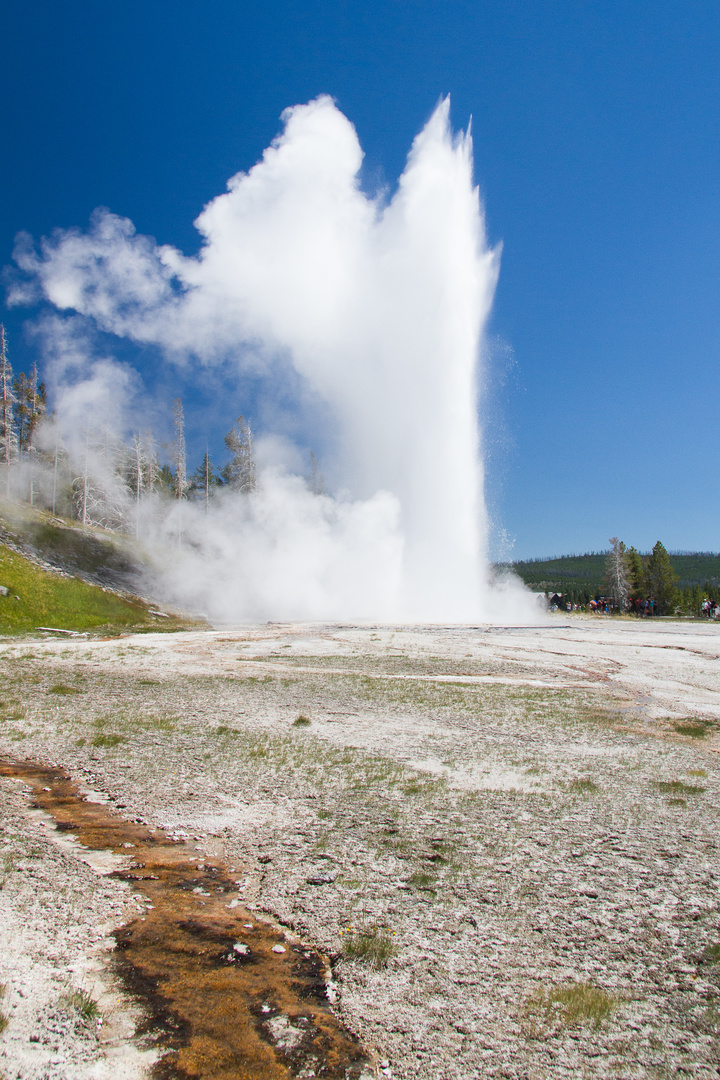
[0,500,201,636]
[505,551,720,598]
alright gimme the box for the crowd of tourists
[547,593,720,617]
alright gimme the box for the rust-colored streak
[0,758,372,1079]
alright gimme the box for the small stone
[233,942,249,955]
[271,944,286,954]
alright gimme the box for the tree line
[0,325,327,536]
[604,538,719,616]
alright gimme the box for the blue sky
[2,0,719,559]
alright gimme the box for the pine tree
[605,538,630,611]
[191,449,218,512]
[645,541,679,615]
[626,547,646,601]
[223,416,257,493]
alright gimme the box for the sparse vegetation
[293,714,311,726]
[342,925,398,969]
[568,777,599,794]
[0,983,7,1035]
[699,942,720,965]
[90,733,125,747]
[655,780,705,796]
[61,989,99,1024]
[524,982,616,1034]
[48,683,82,695]
[673,720,710,738]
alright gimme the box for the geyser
[10,96,534,622]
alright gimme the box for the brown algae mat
[0,757,372,1079]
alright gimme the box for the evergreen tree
[223,416,257,492]
[626,547,646,601]
[605,538,630,610]
[157,463,175,493]
[190,449,219,512]
[645,541,679,615]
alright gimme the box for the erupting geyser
[11,96,534,622]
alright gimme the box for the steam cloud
[9,96,536,622]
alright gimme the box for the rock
[271,944,286,954]
[0,585,9,596]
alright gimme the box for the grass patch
[0,982,7,1034]
[568,777,599,794]
[342,925,398,969]
[655,780,705,796]
[408,870,436,891]
[700,942,720,965]
[90,733,125,748]
[674,720,711,738]
[293,714,311,727]
[524,982,616,1033]
[48,683,82,695]
[0,541,159,634]
[61,988,99,1024]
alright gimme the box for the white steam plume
[9,96,537,622]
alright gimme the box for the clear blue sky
[2,0,719,559]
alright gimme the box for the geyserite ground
[1,615,719,1078]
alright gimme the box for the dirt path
[1,615,720,1078]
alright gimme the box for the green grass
[655,780,705,796]
[408,870,436,890]
[0,982,7,1035]
[90,733,125,747]
[568,777,599,794]
[293,714,311,726]
[524,982,616,1033]
[0,542,158,634]
[673,720,711,738]
[61,989,99,1023]
[700,942,720,965]
[48,683,82,695]
[342,925,398,969]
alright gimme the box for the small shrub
[90,733,125,748]
[48,683,82,695]
[342,925,398,969]
[0,982,7,1034]
[293,714,311,727]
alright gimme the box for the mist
[8,96,537,623]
